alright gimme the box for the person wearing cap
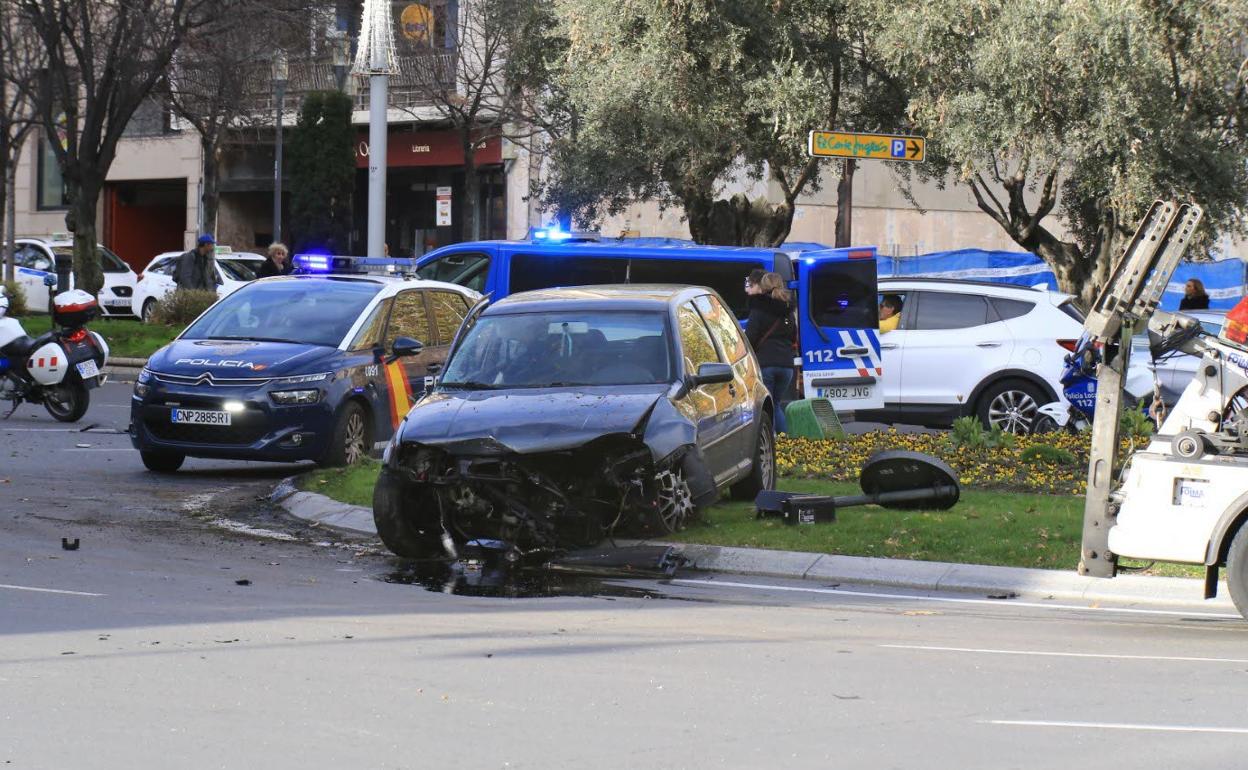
[174,234,223,292]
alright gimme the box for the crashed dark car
[373,285,777,558]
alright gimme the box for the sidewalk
[271,476,1238,610]
[104,356,146,384]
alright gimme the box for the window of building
[37,137,69,210]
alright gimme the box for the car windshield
[53,245,130,273]
[441,310,673,388]
[219,259,258,281]
[182,280,383,347]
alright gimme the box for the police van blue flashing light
[292,254,416,276]
[528,226,600,243]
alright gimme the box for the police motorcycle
[1032,333,1154,434]
[0,277,109,422]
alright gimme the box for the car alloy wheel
[654,467,695,533]
[758,428,775,490]
[343,411,367,465]
[988,389,1039,434]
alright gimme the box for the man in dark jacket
[745,271,797,433]
[173,234,222,292]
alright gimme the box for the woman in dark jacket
[1179,278,1210,311]
[257,242,293,278]
[745,271,797,434]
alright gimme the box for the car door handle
[977,342,1002,348]
[880,343,899,350]
[728,384,737,397]
[837,346,870,357]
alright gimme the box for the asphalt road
[3,382,1248,769]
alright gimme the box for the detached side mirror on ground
[692,362,734,386]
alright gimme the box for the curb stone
[274,478,1238,612]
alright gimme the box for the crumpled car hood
[398,385,670,454]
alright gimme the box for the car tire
[373,474,443,558]
[649,456,703,534]
[319,401,371,468]
[731,411,776,500]
[1226,525,1248,621]
[141,298,157,323]
[141,450,185,473]
[977,379,1046,435]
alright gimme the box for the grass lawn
[93,318,181,359]
[301,461,1136,572]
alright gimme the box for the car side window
[989,297,1034,322]
[20,245,52,272]
[429,291,470,345]
[417,252,490,293]
[693,294,748,362]
[677,302,722,374]
[912,292,991,331]
[349,298,391,351]
[386,291,433,347]
[509,253,628,294]
[14,245,37,269]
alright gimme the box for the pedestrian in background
[258,241,293,278]
[1180,278,1210,310]
[173,234,222,292]
[746,270,797,434]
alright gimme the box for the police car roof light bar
[292,253,416,276]
[529,226,600,243]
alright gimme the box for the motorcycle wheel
[1031,415,1061,435]
[43,381,89,422]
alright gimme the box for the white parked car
[133,249,264,322]
[859,278,1086,433]
[13,236,137,316]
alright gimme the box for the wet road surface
[3,382,1247,768]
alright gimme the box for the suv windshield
[182,280,383,347]
[442,311,672,387]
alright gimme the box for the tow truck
[1075,199,1248,618]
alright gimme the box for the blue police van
[412,230,884,411]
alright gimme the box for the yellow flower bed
[776,431,1141,496]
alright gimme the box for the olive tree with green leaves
[287,91,356,254]
[873,0,1248,304]
[535,0,906,246]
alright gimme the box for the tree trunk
[835,159,855,248]
[462,135,480,241]
[0,136,10,284]
[687,193,795,247]
[201,135,220,236]
[67,172,105,297]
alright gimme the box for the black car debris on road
[373,285,778,559]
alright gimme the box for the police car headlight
[134,368,152,398]
[270,389,321,405]
[273,372,332,386]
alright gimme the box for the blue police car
[129,260,480,472]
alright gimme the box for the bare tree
[398,0,518,241]
[0,4,44,283]
[16,0,260,295]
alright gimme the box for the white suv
[859,278,1085,432]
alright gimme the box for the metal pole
[1078,323,1132,578]
[273,81,285,243]
[367,73,388,258]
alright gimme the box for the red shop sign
[355,130,502,168]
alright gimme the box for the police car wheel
[320,401,371,468]
[141,450,185,473]
[1226,526,1248,621]
[731,411,776,500]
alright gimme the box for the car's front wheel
[140,298,157,323]
[319,401,371,468]
[373,471,443,558]
[141,450,185,473]
[978,379,1045,434]
[731,411,776,500]
[649,461,700,534]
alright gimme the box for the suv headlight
[270,389,321,405]
[134,368,152,398]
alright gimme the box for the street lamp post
[272,50,288,245]
[354,0,398,258]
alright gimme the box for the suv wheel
[977,379,1045,434]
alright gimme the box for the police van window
[416,252,490,293]
[509,253,627,294]
[630,258,765,320]
[809,260,878,329]
[677,302,722,374]
[913,292,991,330]
[386,291,434,347]
[349,298,391,351]
[694,294,748,362]
[429,291,470,345]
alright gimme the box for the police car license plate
[816,384,874,400]
[171,408,231,426]
[76,360,99,379]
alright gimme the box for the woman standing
[257,242,293,278]
[1179,278,1210,311]
[745,271,797,434]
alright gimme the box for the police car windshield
[442,311,673,388]
[182,280,383,348]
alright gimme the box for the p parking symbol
[891,140,906,158]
